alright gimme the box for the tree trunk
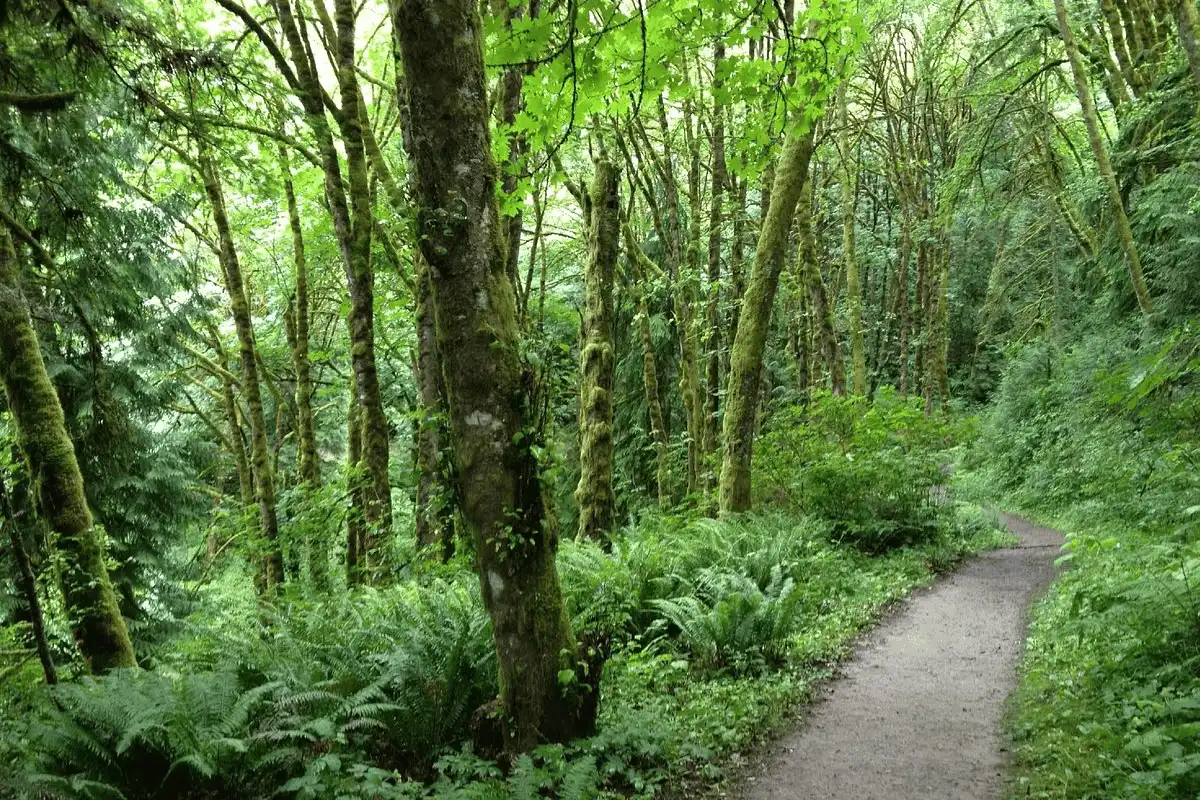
[198,151,284,592]
[624,226,671,507]
[1175,0,1200,90]
[345,377,366,585]
[0,230,135,672]
[414,260,453,555]
[278,144,320,489]
[839,86,867,395]
[797,177,846,396]
[575,160,620,542]
[655,99,702,498]
[897,214,912,396]
[719,125,817,514]
[1,472,57,684]
[702,41,726,504]
[1054,0,1154,315]
[332,0,392,573]
[393,0,595,752]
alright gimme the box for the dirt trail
[747,513,1061,800]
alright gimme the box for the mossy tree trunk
[393,0,595,752]
[229,0,393,573]
[413,260,454,556]
[332,0,392,572]
[575,160,620,542]
[797,176,846,396]
[0,229,135,673]
[719,125,817,514]
[1175,0,1200,90]
[623,225,671,507]
[278,144,319,490]
[198,150,285,592]
[1053,0,1155,317]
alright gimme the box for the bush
[755,390,960,552]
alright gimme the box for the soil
[743,513,1062,800]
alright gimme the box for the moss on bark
[1053,0,1154,317]
[0,230,135,673]
[393,0,594,753]
[719,125,817,514]
[199,151,284,591]
[575,159,620,542]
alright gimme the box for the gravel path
[747,513,1061,800]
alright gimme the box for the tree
[575,159,621,542]
[392,0,597,752]
[0,228,135,673]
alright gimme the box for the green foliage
[965,322,1200,799]
[4,500,1006,799]
[755,390,963,552]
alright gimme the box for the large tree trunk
[198,151,285,592]
[393,0,595,752]
[1053,0,1155,316]
[0,230,135,672]
[719,126,817,514]
[575,160,620,542]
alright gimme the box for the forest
[1,0,1199,796]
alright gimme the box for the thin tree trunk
[797,177,846,396]
[1176,0,1200,90]
[1053,0,1154,316]
[702,41,726,504]
[393,0,596,752]
[0,229,134,672]
[624,226,671,507]
[839,85,867,395]
[345,380,365,586]
[897,214,912,397]
[278,144,319,489]
[198,151,284,592]
[332,0,392,573]
[719,125,817,514]
[1,473,57,684]
[575,160,620,542]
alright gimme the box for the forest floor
[742,513,1061,800]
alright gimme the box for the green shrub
[755,390,959,552]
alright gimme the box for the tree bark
[702,41,727,503]
[393,0,595,752]
[0,229,135,672]
[797,176,846,396]
[1054,0,1154,317]
[839,85,867,395]
[278,144,319,490]
[575,160,620,542]
[624,225,671,507]
[1,472,57,684]
[719,124,817,514]
[198,151,285,592]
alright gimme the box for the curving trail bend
[747,514,1061,800]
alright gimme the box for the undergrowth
[960,322,1200,800]
[0,396,1008,799]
